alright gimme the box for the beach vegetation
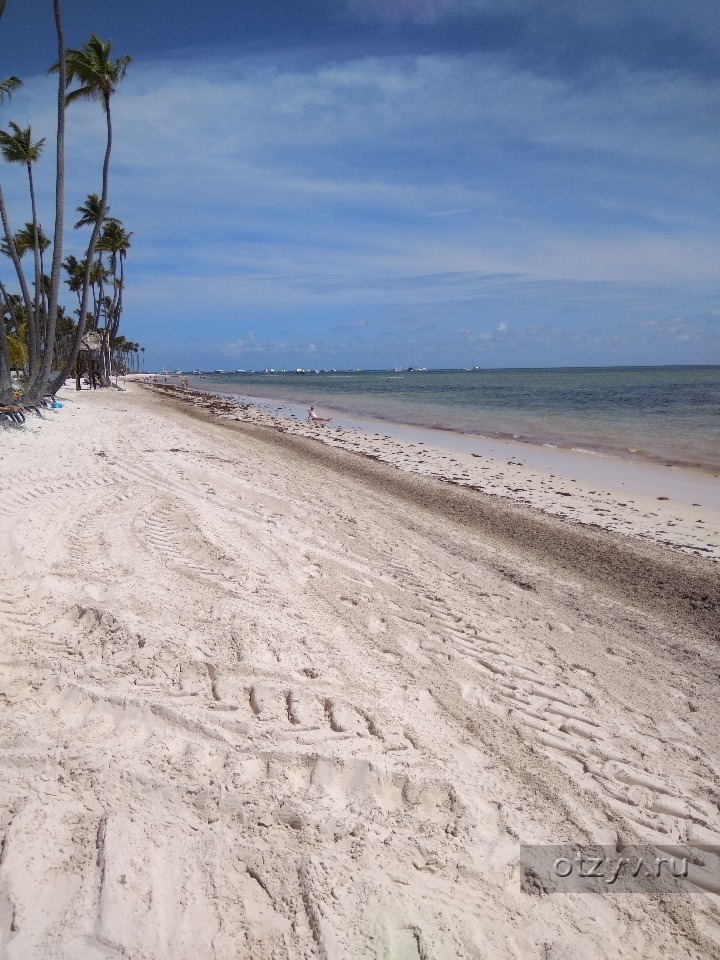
[0,0,139,405]
[5,321,27,371]
[0,121,46,383]
[112,335,141,374]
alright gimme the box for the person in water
[308,405,332,423]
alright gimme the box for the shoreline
[3,379,720,956]
[143,379,720,564]
[181,371,720,478]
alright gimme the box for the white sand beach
[1,380,720,958]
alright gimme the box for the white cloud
[2,42,718,368]
[341,0,720,49]
[344,0,481,26]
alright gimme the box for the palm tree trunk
[26,161,43,378]
[108,254,123,358]
[49,94,112,397]
[96,266,111,386]
[0,279,15,403]
[0,183,37,377]
[39,246,49,349]
[28,0,65,402]
[0,316,12,404]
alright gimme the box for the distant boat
[192,368,201,375]
[214,369,224,373]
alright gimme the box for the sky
[1,0,719,371]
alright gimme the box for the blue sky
[1,0,719,370]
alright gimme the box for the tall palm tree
[73,195,110,336]
[97,219,131,381]
[0,121,46,374]
[0,74,24,403]
[14,222,52,348]
[72,193,123,382]
[98,219,131,270]
[48,33,130,395]
[98,220,131,317]
[25,0,66,403]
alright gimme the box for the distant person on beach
[308,405,332,424]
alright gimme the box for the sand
[1,380,720,959]
[180,383,720,562]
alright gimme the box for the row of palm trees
[113,337,144,375]
[61,193,132,383]
[1,194,132,383]
[0,0,136,405]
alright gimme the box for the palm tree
[98,219,131,357]
[5,222,52,345]
[72,194,124,382]
[24,0,66,403]
[73,195,110,328]
[48,33,130,396]
[73,191,120,231]
[0,74,24,403]
[6,222,51,264]
[0,121,46,375]
[0,77,20,101]
[62,254,85,305]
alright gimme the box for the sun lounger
[20,402,45,416]
[0,405,26,424]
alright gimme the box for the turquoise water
[190,366,720,473]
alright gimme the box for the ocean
[188,366,720,474]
